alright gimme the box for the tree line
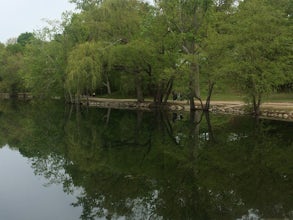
[0,0,292,114]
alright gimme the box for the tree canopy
[0,0,291,114]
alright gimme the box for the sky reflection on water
[0,145,82,220]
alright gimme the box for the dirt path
[210,101,293,108]
[86,97,293,110]
[83,97,293,121]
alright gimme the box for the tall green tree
[219,0,292,115]
[200,0,237,104]
[154,0,215,110]
[139,3,185,105]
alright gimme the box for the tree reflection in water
[0,100,292,220]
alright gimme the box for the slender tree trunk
[163,77,174,104]
[104,73,111,95]
[204,81,215,110]
[67,104,73,121]
[106,81,111,95]
[86,89,89,106]
[189,67,196,110]
[154,83,162,105]
[189,96,196,111]
[194,59,200,99]
[252,94,261,116]
[136,74,144,102]
[189,61,200,111]
[68,91,73,103]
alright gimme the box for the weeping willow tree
[65,0,152,101]
[66,42,102,103]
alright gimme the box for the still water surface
[0,101,292,220]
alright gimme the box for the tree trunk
[194,60,200,99]
[189,64,195,111]
[204,81,215,110]
[189,61,200,111]
[67,91,73,103]
[136,74,144,102]
[104,73,111,95]
[158,83,163,104]
[153,83,163,105]
[189,96,196,110]
[163,78,174,104]
[252,94,261,116]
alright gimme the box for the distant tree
[0,45,25,96]
[0,43,6,83]
[5,43,23,54]
[22,39,65,98]
[17,32,35,47]
[62,13,91,45]
[69,0,102,11]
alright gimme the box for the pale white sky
[0,0,75,43]
[0,0,154,44]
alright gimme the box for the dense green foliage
[0,0,292,113]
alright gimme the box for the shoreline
[81,97,293,122]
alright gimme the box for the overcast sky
[0,0,154,44]
[0,0,75,43]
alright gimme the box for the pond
[0,100,292,220]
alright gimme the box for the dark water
[0,101,292,220]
